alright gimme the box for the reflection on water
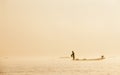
[0,57,120,75]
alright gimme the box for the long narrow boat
[75,58,105,61]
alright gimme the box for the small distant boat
[70,51,105,61]
[75,55,105,61]
[75,57,105,61]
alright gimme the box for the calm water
[0,57,120,75]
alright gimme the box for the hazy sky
[1,0,120,57]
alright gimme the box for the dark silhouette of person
[101,55,105,59]
[71,51,75,60]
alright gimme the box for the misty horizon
[1,0,120,57]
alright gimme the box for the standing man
[71,51,75,60]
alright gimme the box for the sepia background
[1,0,120,58]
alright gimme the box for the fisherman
[71,51,75,60]
[101,55,105,59]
